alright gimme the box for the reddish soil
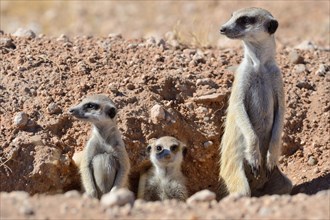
[0,2,329,219]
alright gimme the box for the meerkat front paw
[266,150,277,178]
[245,147,262,179]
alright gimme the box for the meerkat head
[220,7,278,42]
[147,136,187,169]
[69,94,117,126]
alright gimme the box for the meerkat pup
[69,94,130,199]
[138,136,188,201]
[218,7,292,197]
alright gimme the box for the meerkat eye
[170,144,178,152]
[237,16,256,26]
[84,103,100,110]
[156,145,163,152]
[247,16,256,24]
[236,16,248,25]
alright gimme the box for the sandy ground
[0,1,329,219]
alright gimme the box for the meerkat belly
[246,77,274,152]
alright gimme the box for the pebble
[187,189,216,204]
[293,64,306,74]
[150,104,166,123]
[19,204,34,216]
[296,80,314,90]
[56,34,70,42]
[100,188,134,207]
[307,156,317,166]
[126,83,135,90]
[145,37,156,46]
[289,50,304,64]
[196,78,217,87]
[203,141,213,148]
[315,64,329,76]
[64,190,81,198]
[295,40,317,50]
[192,52,205,63]
[13,112,29,128]
[12,28,36,38]
[47,103,62,114]
[193,93,226,104]
[0,37,16,49]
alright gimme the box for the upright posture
[69,94,130,199]
[219,8,292,197]
[138,136,188,201]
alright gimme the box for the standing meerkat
[219,7,292,197]
[138,136,188,201]
[69,94,130,199]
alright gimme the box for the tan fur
[219,8,292,197]
[69,94,130,199]
[138,136,188,201]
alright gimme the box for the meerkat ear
[146,145,152,154]
[106,106,116,119]
[267,19,278,34]
[182,147,188,158]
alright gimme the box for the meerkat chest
[244,72,275,128]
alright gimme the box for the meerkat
[218,7,292,197]
[138,136,188,201]
[69,94,130,199]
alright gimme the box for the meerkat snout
[220,7,278,40]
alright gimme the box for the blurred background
[1,1,329,47]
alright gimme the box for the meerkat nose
[69,108,77,115]
[220,26,227,34]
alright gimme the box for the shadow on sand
[291,173,330,195]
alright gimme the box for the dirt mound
[0,31,329,218]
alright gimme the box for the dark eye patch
[84,102,100,110]
[236,16,256,26]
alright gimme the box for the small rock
[64,190,81,198]
[127,43,138,49]
[150,104,166,123]
[187,189,216,204]
[293,64,306,74]
[12,28,36,38]
[47,103,62,114]
[145,37,156,46]
[0,37,16,49]
[19,205,34,216]
[192,52,205,64]
[193,93,226,104]
[126,83,135,90]
[13,112,29,128]
[289,50,304,64]
[108,33,122,39]
[296,79,314,90]
[108,83,118,93]
[315,64,329,76]
[295,40,317,50]
[56,34,69,42]
[203,141,213,148]
[101,188,134,207]
[196,78,217,88]
[307,156,317,166]
[313,167,320,174]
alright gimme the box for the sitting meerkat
[138,136,188,201]
[218,7,292,197]
[69,94,130,199]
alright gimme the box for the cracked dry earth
[0,31,329,219]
